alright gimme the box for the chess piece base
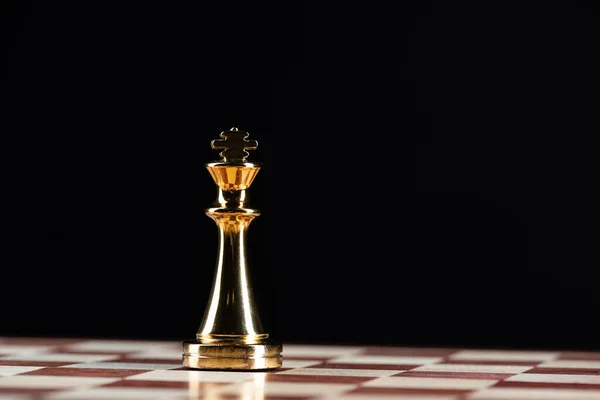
[182,340,282,371]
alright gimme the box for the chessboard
[1,337,599,399]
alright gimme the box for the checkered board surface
[1,337,600,399]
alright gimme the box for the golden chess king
[182,127,282,370]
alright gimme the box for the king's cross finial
[211,127,258,162]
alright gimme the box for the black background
[2,2,598,351]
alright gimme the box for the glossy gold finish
[182,127,282,371]
[183,341,282,371]
[206,162,260,191]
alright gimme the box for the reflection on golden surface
[187,374,266,400]
[187,382,223,400]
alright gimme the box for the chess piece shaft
[182,128,282,370]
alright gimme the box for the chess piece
[182,127,282,370]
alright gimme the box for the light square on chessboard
[448,350,560,362]
[363,346,459,357]
[362,376,499,390]
[20,367,149,379]
[505,372,600,385]
[410,363,533,374]
[280,344,365,358]
[0,366,43,377]
[536,359,600,370]
[276,367,402,378]
[60,361,182,370]
[0,375,119,389]
[0,345,56,356]
[65,340,181,353]
[468,387,600,399]
[119,346,183,362]
[0,395,31,400]
[43,387,190,400]
[280,359,323,368]
[208,381,357,397]
[327,395,460,400]
[327,355,444,366]
[0,353,118,363]
[126,370,263,383]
